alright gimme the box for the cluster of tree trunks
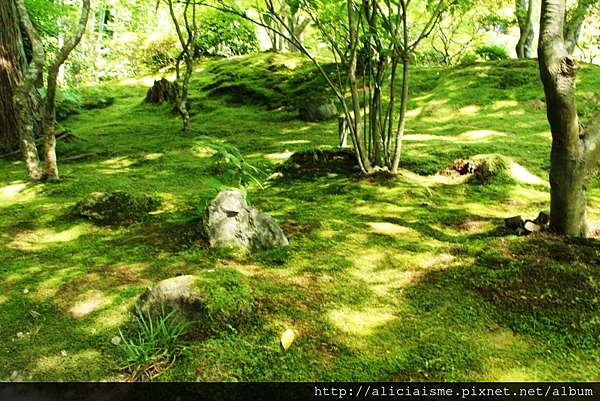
[1,0,90,181]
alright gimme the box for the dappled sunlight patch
[192,145,216,158]
[418,252,454,269]
[405,107,422,118]
[92,299,136,331]
[0,181,42,206]
[279,140,311,145]
[7,225,90,251]
[508,162,547,185]
[33,349,104,379]
[485,327,529,351]
[328,307,396,336]
[266,150,294,161]
[366,222,412,236]
[458,105,480,114]
[484,366,537,381]
[490,100,519,110]
[508,186,549,204]
[403,133,451,142]
[70,290,110,318]
[458,130,507,141]
[353,203,412,219]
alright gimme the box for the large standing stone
[298,97,338,122]
[202,189,288,251]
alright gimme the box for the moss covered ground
[1,53,599,381]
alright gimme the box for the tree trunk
[14,0,45,180]
[43,0,91,181]
[516,0,535,58]
[538,0,600,237]
[0,0,27,154]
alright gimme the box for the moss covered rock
[138,269,255,333]
[298,97,338,122]
[71,191,160,225]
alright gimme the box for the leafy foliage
[195,10,259,57]
[475,44,510,61]
[203,138,266,188]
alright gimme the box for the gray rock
[299,98,338,122]
[202,189,288,251]
[139,275,204,320]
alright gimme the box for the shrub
[142,34,181,71]
[475,45,509,61]
[203,139,265,188]
[195,10,259,57]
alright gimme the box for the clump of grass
[119,306,192,381]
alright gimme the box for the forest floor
[1,53,599,381]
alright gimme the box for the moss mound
[277,148,358,178]
[71,191,160,225]
[138,269,255,335]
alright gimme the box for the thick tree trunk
[43,0,91,181]
[0,0,27,154]
[538,0,600,237]
[14,0,45,180]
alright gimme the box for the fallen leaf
[280,328,296,351]
[111,336,122,346]
[60,350,67,357]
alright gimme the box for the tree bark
[538,0,600,237]
[13,0,45,180]
[43,0,91,181]
[0,0,27,154]
[516,0,535,58]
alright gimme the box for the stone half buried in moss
[298,97,339,122]
[137,269,255,333]
[71,191,160,225]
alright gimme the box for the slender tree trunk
[43,0,91,181]
[13,0,45,180]
[564,0,595,54]
[538,0,600,237]
[516,0,535,58]
[391,56,410,174]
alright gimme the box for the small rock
[505,215,525,230]
[111,336,121,346]
[22,288,29,294]
[524,221,541,233]
[60,350,67,357]
[16,332,24,339]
